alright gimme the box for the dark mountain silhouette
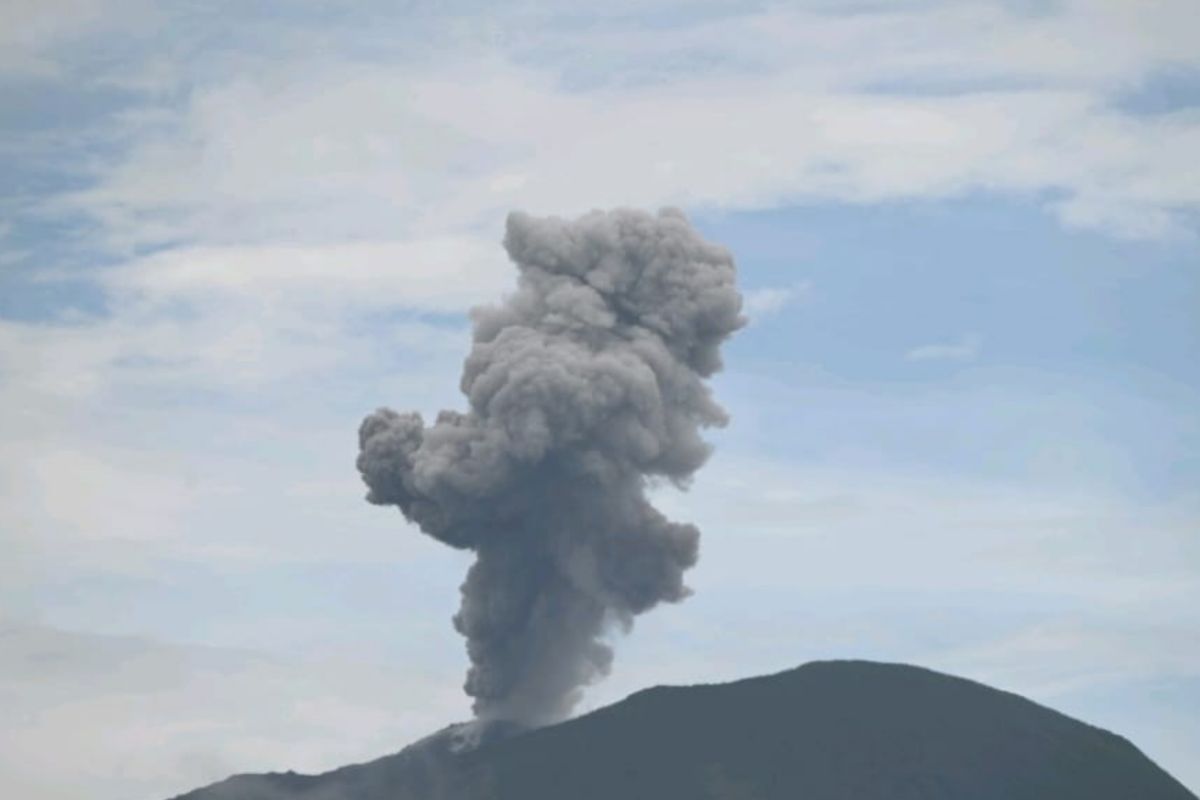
[169,660,1196,800]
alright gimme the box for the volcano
[168,660,1195,800]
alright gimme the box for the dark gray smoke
[357,207,743,724]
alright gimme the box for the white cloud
[103,238,514,314]
[741,282,809,320]
[0,242,483,591]
[0,238,491,407]
[17,446,197,543]
[66,72,1200,248]
[905,333,982,362]
[0,621,467,800]
[0,0,152,77]
[35,2,1200,248]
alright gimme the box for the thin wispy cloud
[742,281,810,321]
[905,333,982,363]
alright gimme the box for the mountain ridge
[169,659,1197,800]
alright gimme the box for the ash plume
[357,207,743,725]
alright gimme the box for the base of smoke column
[444,718,529,754]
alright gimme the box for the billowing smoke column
[357,208,743,725]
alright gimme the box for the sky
[1,0,1198,797]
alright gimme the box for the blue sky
[1,2,1198,798]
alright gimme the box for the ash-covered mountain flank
[168,660,1197,800]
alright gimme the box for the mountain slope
[171,660,1197,800]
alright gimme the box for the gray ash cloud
[357,207,743,724]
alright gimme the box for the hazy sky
[1,1,1198,798]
